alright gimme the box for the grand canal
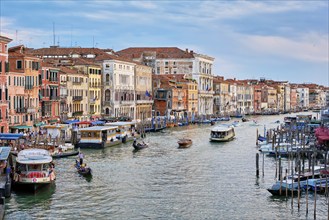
[5,113,328,219]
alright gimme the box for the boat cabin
[105,121,138,142]
[76,126,121,149]
[210,125,235,142]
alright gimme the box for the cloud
[240,32,328,63]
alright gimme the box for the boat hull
[52,150,79,159]
[209,135,235,142]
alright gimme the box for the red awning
[75,121,92,125]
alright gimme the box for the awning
[91,120,105,125]
[0,147,11,161]
[10,125,32,130]
[34,122,46,127]
[64,119,80,124]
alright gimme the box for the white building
[297,87,309,109]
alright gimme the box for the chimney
[185,48,188,53]
[190,50,193,54]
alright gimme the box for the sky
[0,0,328,86]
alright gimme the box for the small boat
[267,180,301,196]
[75,160,92,177]
[241,117,249,122]
[210,125,235,142]
[210,121,216,126]
[177,138,192,148]
[133,140,148,150]
[51,150,79,159]
[257,135,267,142]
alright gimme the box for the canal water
[5,113,327,220]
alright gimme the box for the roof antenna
[53,22,56,47]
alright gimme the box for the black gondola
[75,160,92,177]
[133,140,148,150]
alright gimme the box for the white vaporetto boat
[12,149,55,191]
[209,125,235,142]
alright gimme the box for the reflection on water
[5,113,327,219]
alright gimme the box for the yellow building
[74,59,102,118]
[135,64,153,121]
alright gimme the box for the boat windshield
[27,164,42,171]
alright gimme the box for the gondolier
[78,152,84,165]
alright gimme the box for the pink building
[0,35,12,132]
[8,45,40,133]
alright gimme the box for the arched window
[106,74,110,83]
[105,90,111,101]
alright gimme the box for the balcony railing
[16,108,27,113]
[73,96,83,101]
[27,107,36,113]
[50,96,60,100]
[72,111,83,116]
[136,100,153,104]
[72,81,82,85]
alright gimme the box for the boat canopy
[211,125,234,132]
[106,121,136,126]
[79,125,118,132]
[17,149,52,164]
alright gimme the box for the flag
[145,90,152,100]
[145,90,150,97]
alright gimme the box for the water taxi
[12,149,55,191]
[209,125,235,142]
[76,126,121,149]
[177,138,192,148]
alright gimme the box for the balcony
[90,99,95,104]
[136,100,153,104]
[16,108,27,113]
[0,100,8,105]
[72,111,83,116]
[103,101,112,106]
[27,107,36,113]
[50,96,60,100]
[72,81,82,85]
[73,96,83,101]
[120,100,134,105]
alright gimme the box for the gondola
[75,160,92,177]
[133,140,148,150]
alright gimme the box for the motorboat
[12,149,55,191]
[210,125,235,142]
[177,138,192,148]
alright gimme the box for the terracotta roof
[59,66,83,75]
[116,47,195,59]
[0,35,12,43]
[28,47,136,63]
